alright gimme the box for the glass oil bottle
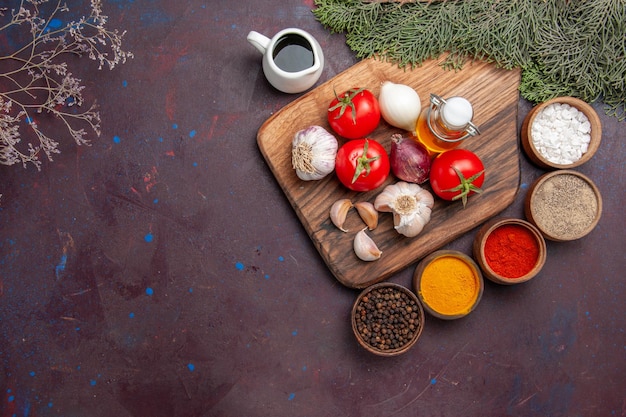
[415,94,480,155]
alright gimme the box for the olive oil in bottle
[415,94,480,155]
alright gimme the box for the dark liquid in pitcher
[272,34,314,72]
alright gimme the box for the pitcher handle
[247,31,270,54]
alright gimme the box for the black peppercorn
[353,285,422,353]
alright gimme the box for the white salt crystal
[530,103,592,164]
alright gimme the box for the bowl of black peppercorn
[351,282,425,356]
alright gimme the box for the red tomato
[429,149,485,207]
[327,88,380,139]
[335,139,390,192]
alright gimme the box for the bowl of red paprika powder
[473,218,547,285]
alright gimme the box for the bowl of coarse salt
[521,97,602,169]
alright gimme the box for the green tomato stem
[351,139,380,184]
[328,87,366,124]
[442,167,484,208]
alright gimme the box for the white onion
[378,81,421,133]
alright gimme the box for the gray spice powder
[532,173,598,239]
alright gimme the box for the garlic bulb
[354,228,382,261]
[378,81,421,133]
[292,125,338,181]
[374,181,434,237]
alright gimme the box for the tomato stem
[352,139,380,184]
[329,87,366,124]
[442,167,484,208]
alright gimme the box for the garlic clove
[353,228,382,261]
[354,201,378,230]
[330,198,353,232]
[394,211,431,237]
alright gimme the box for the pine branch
[313,0,626,121]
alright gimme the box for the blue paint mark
[153,198,159,204]
[140,10,173,25]
[49,18,63,28]
[540,307,577,359]
[292,329,298,336]
[144,233,154,243]
[521,182,528,189]
[278,256,284,262]
[48,402,53,408]
[430,378,437,385]
[187,363,195,372]
[90,379,97,386]
[235,262,244,271]
[302,365,307,371]
[264,274,270,280]
[44,18,63,33]
[188,287,193,293]
[122,80,128,87]
[145,287,154,296]
[75,327,80,331]
[129,312,135,318]
[172,123,178,129]
[55,254,67,279]
[29,371,36,377]
[110,0,135,10]
[189,130,197,138]
[8,395,14,402]
[113,135,121,144]
[25,116,34,124]
[288,393,295,401]
[192,162,198,167]
[158,137,164,142]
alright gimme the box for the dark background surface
[1,1,624,416]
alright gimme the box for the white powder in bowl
[530,103,591,165]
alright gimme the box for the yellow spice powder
[419,256,478,316]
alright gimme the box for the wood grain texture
[257,57,521,288]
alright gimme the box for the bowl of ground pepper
[525,170,602,241]
[521,97,602,170]
[351,283,425,356]
[473,218,547,285]
[412,250,484,320]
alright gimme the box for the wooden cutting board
[257,57,521,288]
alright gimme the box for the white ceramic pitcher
[247,28,324,94]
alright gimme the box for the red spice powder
[484,224,539,278]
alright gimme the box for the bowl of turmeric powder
[472,217,547,285]
[413,250,484,320]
